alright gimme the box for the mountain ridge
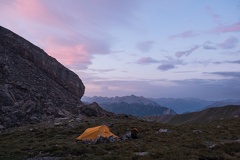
[83,95,176,116]
[150,97,214,113]
[83,95,160,106]
[145,105,240,124]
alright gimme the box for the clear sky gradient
[1,0,240,100]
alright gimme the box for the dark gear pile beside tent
[131,127,138,139]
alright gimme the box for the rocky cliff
[0,26,111,128]
[0,26,85,98]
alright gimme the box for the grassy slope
[167,105,240,124]
[0,116,240,160]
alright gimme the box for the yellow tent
[76,125,119,141]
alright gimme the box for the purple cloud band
[207,71,240,78]
[136,41,155,52]
[217,37,239,50]
[175,45,199,58]
[136,57,159,64]
[157,64,176,71]
[169,30,197,40]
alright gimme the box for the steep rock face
[0,26,90,128]
[0,26,85,98]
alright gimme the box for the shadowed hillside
[157,105,240,124]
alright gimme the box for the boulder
[78,102,115,117]
[0,84,14,106]
[30,116,40,124]
[0,125,5,130]
[121,132,132,140]
[56,108,72,118]
[158,128,169,133]
[21,100,36,114]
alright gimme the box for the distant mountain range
[202,99,240,110]
[83,95,240,115]
[82,95,176,117]
[145,105,240,124]
[151,98,240,113]
[150,98,213,113]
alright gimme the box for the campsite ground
[0,116,240,160]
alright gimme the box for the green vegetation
[0,117,239,160]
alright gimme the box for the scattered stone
[208,144,217,149]
[233,115,239,118]
[204,141,217,149]
[157,128,170,133]
[56,108,68,118]
[217,125,222,128]
[193,130,202,134]
[30,116,40,124]
[54,117,69,123]
[21,100,36,114]
[0,125,5,130]
[54,122,63,126]
[121,132,132,140]
[134,152,148,156]
[26,156,59,160]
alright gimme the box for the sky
[1,0,240,100]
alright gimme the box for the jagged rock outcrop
[78,102,115,117]
[0,26,110,128]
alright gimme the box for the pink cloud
[169,30,197,40]
[8,0,65,27]
[0,0,113,70]
[46,41,92,70]
[175,45,199,58]
[211,22,240,33]
[0,0,140,71]
[44,35,112,70]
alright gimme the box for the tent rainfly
[76,125,119,141]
